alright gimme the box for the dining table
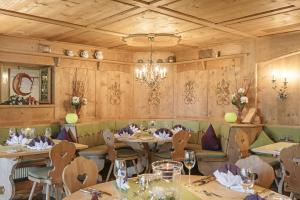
[251,141,298,194]
[0,139,88,200]
[63,175,290,200]
[115,131,172,172]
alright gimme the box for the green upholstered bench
[263,125,300,143]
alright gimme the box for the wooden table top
[251,142,298,156]
[0,140,88,158]
[63,175,288,200]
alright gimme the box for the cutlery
[80,188,112,196]
[203,190,222,198]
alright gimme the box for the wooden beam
[0,8,126,37]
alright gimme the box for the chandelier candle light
[135,36,167,87]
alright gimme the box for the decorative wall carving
[216,78,230,105]
[109,82,121,105]
[184,80,197,105]
[148,85,160,108]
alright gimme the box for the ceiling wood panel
[0,14,73,38]
[0,0,299,51]
[0,0,133,26]
[227,9,300,36]
[162,0,295,23]
[100,10,202,34]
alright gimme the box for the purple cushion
[56,128,75,142]
[201,124,221,151]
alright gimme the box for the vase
[236,109,243,123]
[75,107,81,119]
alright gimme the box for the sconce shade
[65,113,78,124]
[224,112,238,123]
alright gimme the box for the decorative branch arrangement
[71,68,88,118]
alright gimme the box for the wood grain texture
[62,156,98,196]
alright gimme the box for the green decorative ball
[224,112,237,123]
[65,113,78,124]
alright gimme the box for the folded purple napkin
[217,163,241,175]
[172,124,187,130]
[27,136,54,147]
[117,127,134,136]
[244,194,265,200]
[154,128,173,138]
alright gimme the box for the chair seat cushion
[78,145,108,157]
[153,151,171,159]
[117,148,138,158]
[196,150,226,159]
[28,166,52,179]
[185,143,202,152]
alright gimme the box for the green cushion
[196,150,226,158]
[250,130,274,149]
[263,125,300,143]
[185,143,202,152]
[78,145,108,157]
[153,151,171,159]
[28,166,52,179]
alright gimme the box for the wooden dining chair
[235,131,250,159]
[62,156,98,196]
[280,144,300,199]
[153,131,191,162]
[103,129,139,182]
[28,140,76,200]
[235,155,275,188]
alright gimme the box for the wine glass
[29,128,36,139]
[240,168,255,193]
[184,150,196,187]
[45,128,52,138]
[113,159,127,179]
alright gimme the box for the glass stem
[189,169,191,185]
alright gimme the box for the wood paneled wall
[1,32,300,126]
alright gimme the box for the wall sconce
[272,72,288,101]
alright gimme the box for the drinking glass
[8,128,16,137]
[240,168,255,193]
[184,150,196,187]
[45,128,52,138]
[113,159,127,179]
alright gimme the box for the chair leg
[45,184,50,200]
[132,159,139,175]
[28,181,37,200]
[54,185,59,200]
[106,163,114,182]
[290,192,294,200]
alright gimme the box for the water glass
[184,150,196,187]
[45,128,52,138]
[8,128,16,137]
[114,159,127,179]
[240,168,255,193]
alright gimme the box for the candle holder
[272,76,288,101]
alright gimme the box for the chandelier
[135,36,167,88]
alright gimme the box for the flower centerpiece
[231,86,250,123]
[71,69,88,118]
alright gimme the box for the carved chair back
[171,131,191,161]
[280,144,300,195]
[62,156,98,196]
[48,140,76,184]
[236,155,275,188]
[103,129,117,162]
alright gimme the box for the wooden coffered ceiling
[0,0,300,51]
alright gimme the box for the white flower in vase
[238,88,245,95]
[81,98,88,105]
[240,96,249,104]
[72,96,80,105]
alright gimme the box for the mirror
[0,62,52,105]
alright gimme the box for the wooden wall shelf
[0,48,248,66]
[0,104,55,108]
